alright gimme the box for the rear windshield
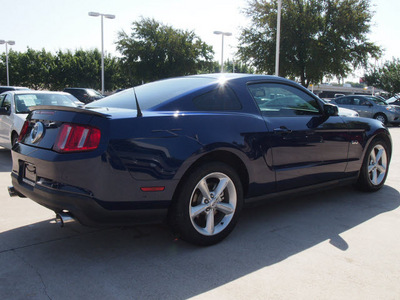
[86,77,216,110]
[15,93,76,113]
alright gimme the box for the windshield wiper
[133,87,142,117]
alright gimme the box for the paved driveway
[1,128,400,300]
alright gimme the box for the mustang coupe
[8,74,391,245]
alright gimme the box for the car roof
[335,94,376,99]
[5,90,73,96]
[187,73,282,81]
[0,86,29,89]
[64,87,96,91]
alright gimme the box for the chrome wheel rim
[189,172,237,236]
[368,144,387,186]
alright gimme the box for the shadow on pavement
[1,184,399,299]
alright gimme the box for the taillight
[18,121,30,142]
[53,123,101,153]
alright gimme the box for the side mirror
[323,103,339,116]
[0,107,10,115]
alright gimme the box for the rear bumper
[11,173,169,226]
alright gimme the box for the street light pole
[275,0,282,76]
[213,31,232,73]
[88,12,115,95]
[0,40,15,86]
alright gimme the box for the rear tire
[356,138,390,192]
[169,162,243,246]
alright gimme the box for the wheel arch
[374,132,392,160]
[362,131,392,163]
[172,150,250,203]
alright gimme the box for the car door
[0,93,13,146]
[248,82,350,191]
[353,96,374,118]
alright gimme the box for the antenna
[133,88,142,117]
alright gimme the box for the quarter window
[193,86,242,111]
[248,83,320,116]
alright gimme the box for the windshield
[86,77,216,110]
[386,95,400,104]
[87,89,103,97]
[15,93,77,113]
[368,96,388,106]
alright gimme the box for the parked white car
[0,91,80,149]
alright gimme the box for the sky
[1,0,399,82]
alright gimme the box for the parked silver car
[0,91,79,149]
[331,95,400,125]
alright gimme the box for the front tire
[169,162,243,246]
[356,138,390,192]
[374,113,388,125]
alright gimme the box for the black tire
[11,133,18,147]
[169,162,243,246]
[374,113,388,125]
[356,138,390,192]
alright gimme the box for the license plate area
[23,162,37,186]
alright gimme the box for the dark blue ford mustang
[9,74,392,245]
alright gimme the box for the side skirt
[244,176,359,206]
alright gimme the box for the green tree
[0,48,124,91]
[0,48,56,89]
[116,18,215,84]
[238,0,381,87]
[364,59,400,95]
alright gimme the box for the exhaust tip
[8,186,18,197]
[55,212,75,227]
[8,186,26,198]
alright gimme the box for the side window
[193,86,242,111]
[353,97,365,106]
[337,97,354,105]
[1,94,12,110]
[248,83,320,117]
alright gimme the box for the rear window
[87,77,216,110]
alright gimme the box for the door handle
[273,126,293,134]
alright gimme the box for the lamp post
[88,12,115,95]
[275,0,282,76]
[0,40,15,86]
[213,31,232,73]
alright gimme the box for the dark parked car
[9,74,392,245]
[331,94,400,125]
[0,86,29,94]
[63,87,104,104]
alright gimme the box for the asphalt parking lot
[1,128,400,300]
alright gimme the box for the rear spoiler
[29,105,111,118]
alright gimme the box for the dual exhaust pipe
[8,185,75,227]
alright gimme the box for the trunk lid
[18,106,111,151]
